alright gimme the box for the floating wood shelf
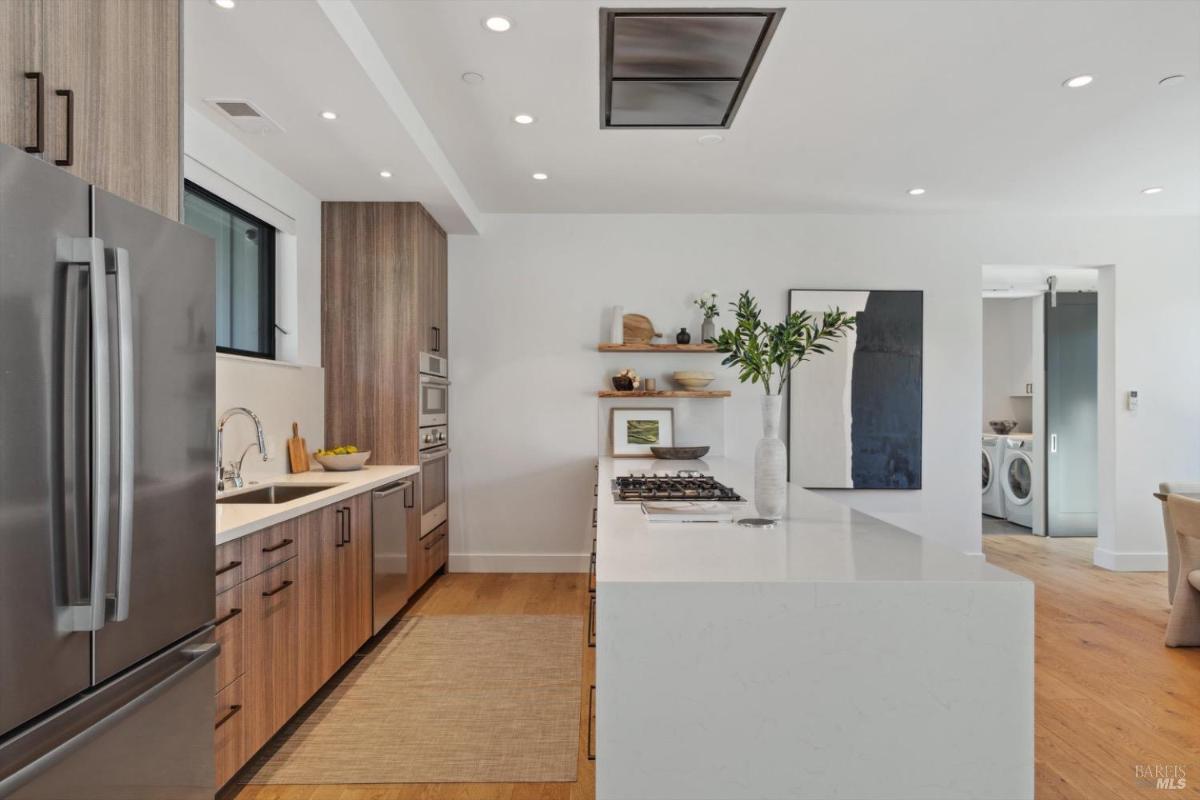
[597,390,731,398]
[597,343,718,353]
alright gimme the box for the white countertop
[215,465,419,545]
[597,456,1026,585]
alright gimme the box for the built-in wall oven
[418,351,449,536]
[419,352,448,428]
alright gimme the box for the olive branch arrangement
[711,291,858,395]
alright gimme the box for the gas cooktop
[612,471,745,503]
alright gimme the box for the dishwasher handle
[374,480,412,499]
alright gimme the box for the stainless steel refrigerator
[0,145,218,798]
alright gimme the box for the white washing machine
[982,434,1006,518]
[1001,435,1036,528]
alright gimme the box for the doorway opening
[980,266,1100,539]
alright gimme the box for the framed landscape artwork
[788,289,923,489]
[611,408,674,457]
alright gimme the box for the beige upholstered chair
[1164,494,1200,647]
[1159,482,1200,603]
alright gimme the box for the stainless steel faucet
[216,407,268,491]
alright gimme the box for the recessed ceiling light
[212,0,235,7]
[1062,74,1093,88]
[484,16,512,32]
[513,114,535,125]
[379,171,392,179]
[697,133,724,145]
[1142,186,1164,195]
[907,187,926,196]
[531,172,549,181]
[461,72,485,85]
[320,110,337,120]
[1159,74,1186,86]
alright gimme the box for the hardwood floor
[221,572,595,800]
[985,534,1200,799]
[225,540,1200,800]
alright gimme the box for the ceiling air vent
[599,7,783,129]
[204,97,285,135]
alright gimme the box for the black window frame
[183,179,277,360]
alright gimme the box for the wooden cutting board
[622,313,662,344]
[287,422,310,474]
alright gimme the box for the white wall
[184,107,325,482]
[982,297,1035,433]
[449,213,1200,571]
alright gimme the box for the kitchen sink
[216,484,342,505]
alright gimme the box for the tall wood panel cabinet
[0,0,181,219]
[322,202,448,465]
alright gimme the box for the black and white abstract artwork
[788,290,923,489]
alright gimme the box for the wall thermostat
[1127,390,1139,411]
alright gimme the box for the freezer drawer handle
[215,559,243,577]
[0,641,218,797]
[214,704,243,729]
[23,72,43,153]
[54,89,73,166]
[261,538,294,553]
[262,579,294,597]
[215,607,242,627]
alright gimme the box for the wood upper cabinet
[415,206,449,356]
[323,202,446,464]
[0,1,42,155]
[0,0,180,219]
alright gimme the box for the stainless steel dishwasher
[372,479,415,634]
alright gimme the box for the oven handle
[419,447,450,463]
[419,374,450,387]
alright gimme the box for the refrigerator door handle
[63,237,111,632]
[0,640,218,797]
[106,247,135,622]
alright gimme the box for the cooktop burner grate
[612,472,744,503]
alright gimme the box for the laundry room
[981,266,1100,538]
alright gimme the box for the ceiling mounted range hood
[599,7,784,129]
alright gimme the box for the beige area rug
[241,615,584,785]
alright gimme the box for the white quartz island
[595,457,1033,800]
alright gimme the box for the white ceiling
[186,0,1200,221]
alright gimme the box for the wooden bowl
[650,445,710,460]
[313,451,372,471]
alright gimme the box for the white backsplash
[214,354,324,485]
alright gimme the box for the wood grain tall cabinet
[322,201,448,591]
[0,0,181,219]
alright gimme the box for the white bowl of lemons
[313,445,371,471]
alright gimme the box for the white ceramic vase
[610,305,625,344]
[701,316,716,343]
[755,393,787,519]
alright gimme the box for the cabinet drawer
[243,518,299,578]
[422,522,448,581]
[214,583,244,692]
[214,675,246,788]
[243,557,300,755]
[215,539,244,593]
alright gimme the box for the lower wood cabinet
[414,521,449,589]
[214,488,391,787]
[242,556,301,756]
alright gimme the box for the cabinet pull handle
[54,89,73,167]
[342,506,351,544]
[215,704,242,729]
[215,607,242,626]
[262,579,293,597]
[424,531,445,550]
[261,538,294,553]
[215,559,242,576]
[588,594,596,648]
[334,509,344,548]
[23,72,43,154]
[587,685,596,761]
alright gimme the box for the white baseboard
[1093,547,1167,572]
[449,553,590,573]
